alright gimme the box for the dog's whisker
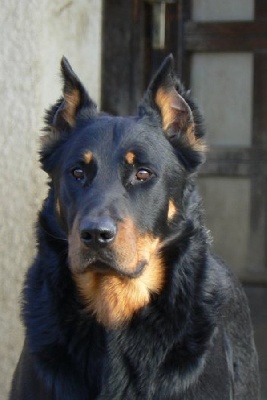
[41,226,68,242]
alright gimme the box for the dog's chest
[96,326,232,400]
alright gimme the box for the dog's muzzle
[69,215,151,279]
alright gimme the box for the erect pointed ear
[139,55,206,167]
[41,58,97,173]
[47,57,97,131]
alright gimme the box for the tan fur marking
[155,87,206,153]
[155,87,178,131]
[168,200,177,221]
[84,151,93,164]
[125,151,135,165]
[63,89,80,126]
[185,124,207,153]
[73,240,164,328]
[111,218,139,274]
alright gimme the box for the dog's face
[58,116,177,274]
[41,56,205,327]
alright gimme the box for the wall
[190,0,255,277]
[0,0,102,397]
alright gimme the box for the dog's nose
[80,217,117,246]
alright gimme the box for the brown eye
[135,169,152,182]
[72,168,85,181]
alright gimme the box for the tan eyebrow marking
[125,151,136,165]
[84,151,93,164]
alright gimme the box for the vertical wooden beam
[178,0,191,87]
[143,2,180,83]
[101,0,145,115]
[249,0,267,273]
[255,0,267,20]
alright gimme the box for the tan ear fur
[155,87,206,152]
[63,89,81,127]
[155,87,192,131]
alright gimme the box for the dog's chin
[77,259,147,279]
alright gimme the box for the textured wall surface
[0,1,102,397]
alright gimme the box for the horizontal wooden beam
[201,147,267,176]
[242,274,267,285]
[185,21,267,52]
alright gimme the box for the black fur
[10,55,259,399]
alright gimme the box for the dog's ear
[139,55,206,169]
[48,57,97,131]
[41,58,97,173]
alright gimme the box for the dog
[9,55,259,399]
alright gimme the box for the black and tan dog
[9,56,259,399]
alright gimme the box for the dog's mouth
[81,257,148,279]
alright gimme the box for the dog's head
[40,56,206,328]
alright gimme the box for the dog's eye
[135,169,152,182]
[72,168,85,181]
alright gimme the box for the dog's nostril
[80,230,94,242]
[98,229,115,243]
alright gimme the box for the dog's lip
[84,258,147,279]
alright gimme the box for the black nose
[80,217,117,246]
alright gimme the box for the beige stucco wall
[0,0,102,397]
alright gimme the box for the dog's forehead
[71,115,167,161]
